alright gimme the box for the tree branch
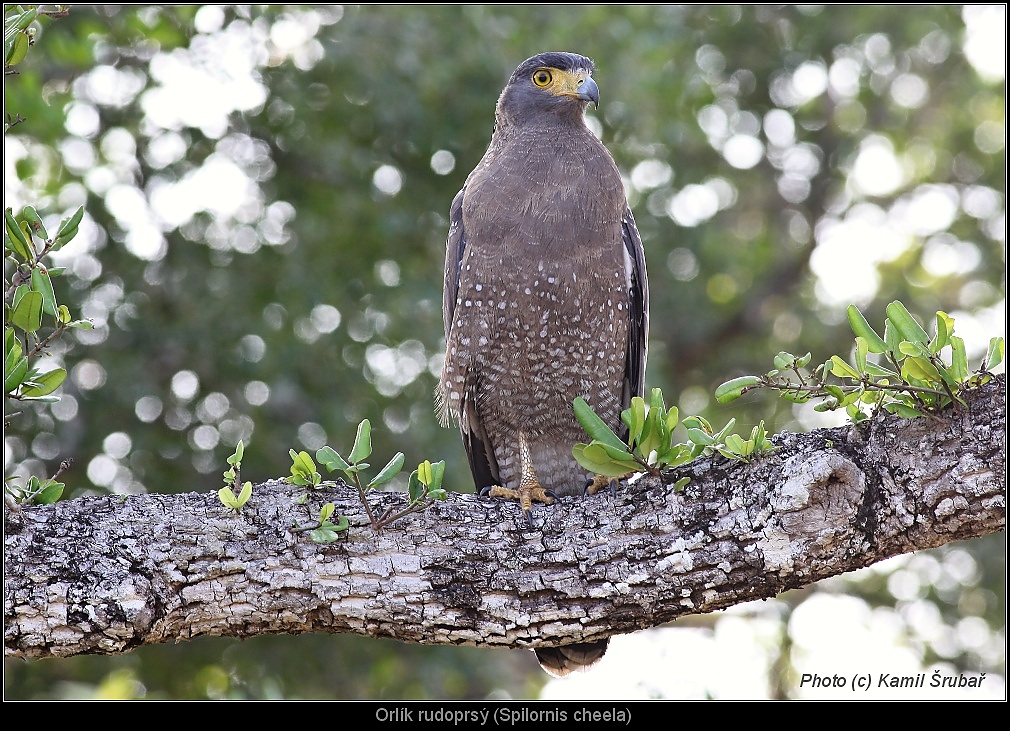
[4,376,1005,660]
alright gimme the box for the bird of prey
[437,51,649,677]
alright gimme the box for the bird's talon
[585,473,628,496]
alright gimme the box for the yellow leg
[483,432,553,523]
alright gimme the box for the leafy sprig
[290,419,447,534]
[4,458,70,510]
[218,441,253,510]
[572,387,776,486]
[715,301,1005,421]
[574,300,1002,486]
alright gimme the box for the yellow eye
[532,69,553,87]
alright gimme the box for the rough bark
[4,375,1005,660]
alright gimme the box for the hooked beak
[577,75,600,108]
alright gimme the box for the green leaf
[319,502,335,523]
[6,27,30,66]
[773,351,794,370]
[407,470,424,502]
[622,396,646,448]
[664,405,680,434]
[5,207,33,260]
[289,449,315,474]
[778,389,811,403]
[55,206,85,242]
[309,515,349,541]
[854,336,868,374]
[21,206,48,240]
[426,460,446,492]
[367,451,405,488]
[573,397,627,451]
[681,415,711,432]
[10,288,43,332]
[33,480,64,505]
[885,300,929,345]
[883,402,924,419]
[686,428,715,446]
[863,361,899,379]
[723,433,749,456]
[19,367,66,397]
[227,440,245,466]
[316,445,350,472]
[218,486,247,510]
[898,340,931,359]
[649,387,666,413]
[846,305,888,353]
[930,311,953,354]
[9,6,38,32]
[288,450,319,485]
[4,337,27,393]
[659,445,695,468]
[883,318,902,355]
[901,356,941,383]
[598,441,638,462]
[309,526,340,543]
[348,419,372,463]
[712,418,737,443]
[417,459,433,485]
[932,360,961,392]
[714,375,761,403]
[638,404,664,458]
[838,390,861,408]
[829,355,861,380]
[813,398,839,412]
[572,443,639,476]
[984,337,1004,371]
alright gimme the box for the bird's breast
[463,134,625,258]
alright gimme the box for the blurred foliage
[3,5,1004,699]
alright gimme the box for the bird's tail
[534,638,609,678]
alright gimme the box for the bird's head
[496,52,600,129]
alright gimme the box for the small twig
[24,320,69,360]
[4,112,27,130]
[39,7,72,19]
[9,459,73,509]
[372,499,435,531]
[350,474,380,529]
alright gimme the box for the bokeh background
[4,5,1005,699]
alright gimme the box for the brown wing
[621,207,650,416]
[443,185,499,492]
